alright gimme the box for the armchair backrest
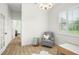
[43,32,54,37]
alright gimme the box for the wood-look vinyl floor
[2,36,57,55]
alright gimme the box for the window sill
[54,31,79,38]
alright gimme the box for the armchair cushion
[41,39,54,47]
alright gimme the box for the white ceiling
[8,3,21,13]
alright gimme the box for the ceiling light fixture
[39,3,54,10]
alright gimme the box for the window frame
[58,5,79,37]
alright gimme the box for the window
[59,6,79,35]
[59,11,68,31]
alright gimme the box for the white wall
[0,4,13,54]
[48,3,79,45]
[22,3,48,46]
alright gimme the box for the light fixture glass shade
[39,3,54,10]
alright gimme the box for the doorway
[13,20,21,37]
[8,3,22,46]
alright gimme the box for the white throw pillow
[43,35,49,40]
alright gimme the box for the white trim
[54,32,79,38]
[0,45,7,55]
[0,37,14,55]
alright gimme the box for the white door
[0,13,5,50]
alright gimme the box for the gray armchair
[41,32,55,48]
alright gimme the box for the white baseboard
[0,38,14,55]
[0,45,7,55]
